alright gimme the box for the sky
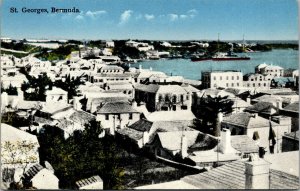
[1,0,299,40]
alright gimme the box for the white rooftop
[146,110,195,122]
[264,151,299,177]
[1,123,39,145]
[134,180,198,189]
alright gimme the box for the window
[247,83,250,87]
[232,83,234,87]
[253,83,255,87]
[159,94,163,101]
[226,83,228,87]
[180,95,184,102]
[129,113,133,120]
[232,76,234,80]
[172,95,177,103]
[220,76,222,80]
[226,76,229,80]
[258,83,261,87]
[237,83,239,87]
[213,76,216,80]
[186,95,189,100]
[181,105,188,110]
[264,83,266,87]
[105,114,109,120]
[165,95,170,102]
[237,76,239,80]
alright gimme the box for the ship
[190,52,212,62]
[212,51,250,61]
[191,55,212,62]
[211,33,251,61]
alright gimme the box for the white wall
[32,169,59,189]
[97,113,140,131]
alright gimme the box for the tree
[21,73,52,101]
[37,120,124,189]
[1,112,30,127]
[2,84,18,96]
[54,75,84,100]
[198,95,234,136]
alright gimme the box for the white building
[255,63,284,77]
[243,73,272,89]
[96,102,141,135]
[22,164,59,189]
[45,87,68,104]
[1,123,40,183]
[125,40,154,52]
[105,41,115,48]
[201,70,243,89]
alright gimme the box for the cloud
[188,9,197,18]
[179,14,188,19]
[188,9,197,14]
[168,14,178,21]
[75,14,84,21]
[119,10,133,24]
[86,10,106,19]
[145,14,155,20]
[166,10,197,21]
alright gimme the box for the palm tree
[198,95,234,136]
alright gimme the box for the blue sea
[131,49,299,80]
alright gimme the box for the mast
[242,34,245,52]
[217,33,220,54]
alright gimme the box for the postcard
[1,0,299,190]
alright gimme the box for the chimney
[252,113,258,118]
[143,131,149,146]
[1,92,8,108]
[139,64,142,71]
[17,87,24,101]
[245,154,271,189]
[149,67,152,71]
[219,129,237,154]
[110,123,115,135]
[73,96,83,111]
[276,99,282,112]
[181,134,188,158]
[132,101,137,108]
[246,96,251,104]
[217,112,223,122]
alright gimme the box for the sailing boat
[212,34,250,61]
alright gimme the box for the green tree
[54,75,84,100]
[21,73,52,101]
[37,120,124,189]
[198,95,234,136]
[3,84,18,96]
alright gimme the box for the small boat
[190,52,212,62]
[191,55,212,62]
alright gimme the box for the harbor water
[132,49,299,80]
